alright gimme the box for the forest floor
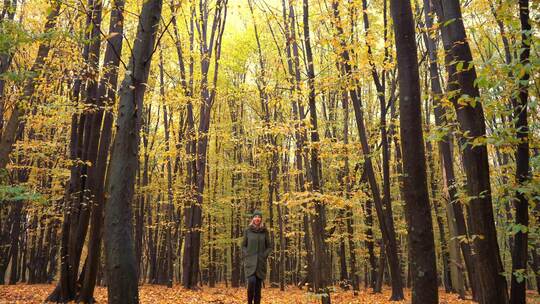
[1,284,539,303]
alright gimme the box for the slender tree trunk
[302,1,330,302]
[434,1,509,303]
[340,92,359,293]
[103,0,162,301]
[420,0,478,298]
[159,50,175,288]
[390,0,438,302]
[46,0,106,299]
[510,1,531,303]
[418,4,452,294]
[75,0,105,299]
[227,95,243,288]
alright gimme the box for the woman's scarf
[249,222,266,233]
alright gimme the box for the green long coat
[242,225,272,280]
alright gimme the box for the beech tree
[434,1,509,303]
[389,0,438,302]
[104,0,163,302]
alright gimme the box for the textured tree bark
[362,0,402,290]
[434,1,508,303]
[276,194,286,290]
[365,197,378,291]
[510,1,530,304]
[390,0,438,302]
[46,213,60,283]
[180,0,197,287]
[45,0,124,301]
[49,114,79,301]
[360,1,393,247]
[27,214,38,284]
[103,0,162,301]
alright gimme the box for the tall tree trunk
[159,50,175,288]
[340,91,359,293]
[434,1,509,303]
[227,94,244,288]
[80,0,125,296]
[75,0,105,299]
[302,0,330,302]
[46,0,105,299]
[510,1,530,303]
[390,0,438,302]
[103,0,162,301]
[421,0,478,298]
[418,1,453,294]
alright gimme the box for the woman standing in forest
[242,210,272,304]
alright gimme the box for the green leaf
[443,18,456,27]
[456,61,464,72]
[0,185,45,204]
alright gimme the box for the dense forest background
[0,0,538,303]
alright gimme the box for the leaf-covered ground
[0,284,539,303]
